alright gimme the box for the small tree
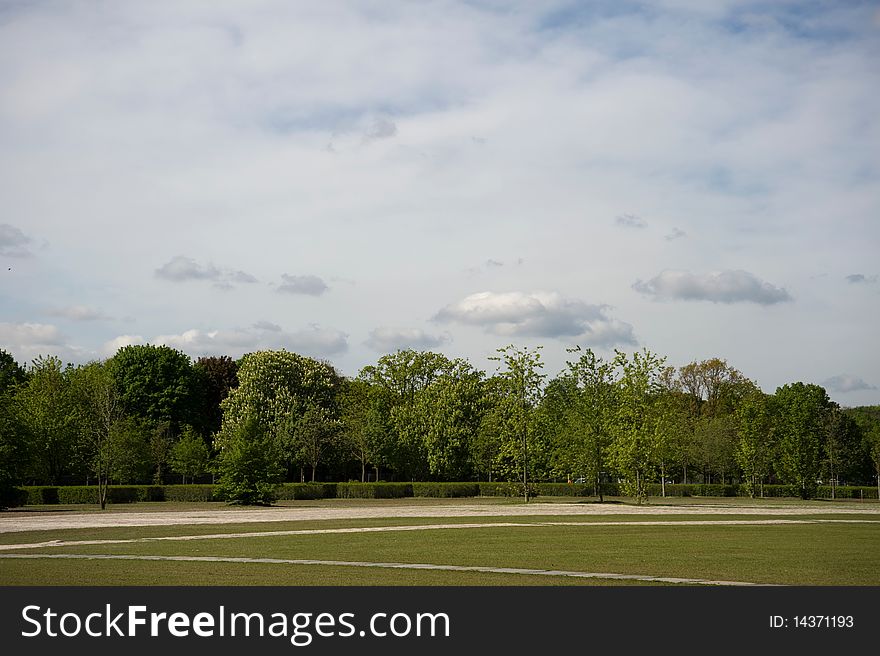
[170,427,210,484]
[490,345,545,502]
[736,391,772,498]
[214,415,283,505]
[290,404,340,482]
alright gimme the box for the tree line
[1,344,878,506]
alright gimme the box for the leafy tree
[69,361,122,509]
[490,345,546,502]
[339,379,381,482]
[288,404,341,482]
[170,427,211,484]
[15,356,80,484]
[610,349,666,503]
[471,375,507,483]
[847,406,880,497]
[0,349,26,396]
[736,390,773,497]
[772,383,831,499]
[109,344,201,432]
[0,388,28,508]
[194,355,239,435]
[556,347,617,500]
[358,350,456,480]
[107,416,153,483]
[417,361,483,480]
[215,415,283,505]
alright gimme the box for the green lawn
[1,511,877,586]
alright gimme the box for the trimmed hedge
[14,481,880,505]
[336,482,413,499]
[412,482,480,498]
[276,483,337,500]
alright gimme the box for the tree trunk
[361,461,366,483]
[661,463,666,498]
[311,464,316,482]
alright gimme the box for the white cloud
[0,224,33,257]
[277,274,329,296]
[821,374,876,394]
[100,334,144,357]
[0,322,83,363]
[365,327,449,352]
[633,270,792,305]
[665,227,687,241]
[434,291,637,346]
[151,323,348,359]
[48,305,111,321]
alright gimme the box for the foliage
[609,349,666,503]
[169,426,211,484]
[735,390,773,497]
[772,383,831,499]
[336,482,413,498]
[194,355,239,435]
[109,344,201,432]
[214,415,283,505]
[411,482,480,497]
[489,345,546,502]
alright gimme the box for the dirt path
[2,501,878,534]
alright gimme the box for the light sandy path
[2,501,878,534]
[2,518,878,551]
[0,553,770,586]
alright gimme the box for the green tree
[215,415,283,505]
[15,356,80,484]
[0,349,26,396]
[288,404,341,482]
[107,416,153,483]
[772,383,831,499]
[109,344,201,432]
[194,355,239,435]
[736,390,773,497]
[69,361,122,509]
[170,427,211,484]
[339,379,383,482]
[358,350,456,480]
[490,345,546,502]
[557,347,617,500]
[610,349,666,503]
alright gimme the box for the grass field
[1,497,878,586]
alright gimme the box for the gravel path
[2,501,878,534]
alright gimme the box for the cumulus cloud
[155,256,258,289]
[0,322,84,363]
[665,227,687,241]
[0,224,34,257]
[150,323,347,359]
[845,274,877,284]
[434,291,637,346]
[615,214,647,229]
[632,270,792,305]
[821,374,876,393]
[277,274,329,296]
[48,305,111,321]
[100,334,144,357]
[365,327,450,352]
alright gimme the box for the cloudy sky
[1,0,878,405]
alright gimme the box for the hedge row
[11,481,880,506]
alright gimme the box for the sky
[1,0,878,406]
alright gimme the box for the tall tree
[70,361,122,509]
[557,347,617,501]
[490,345,546,502]
[109,344,201,432]
[735,390,773,497]
[15,356,80,484]
[610,349,666,503]
[772,383,831,499]
[194,355,239,435]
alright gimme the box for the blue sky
[1,0,878,405]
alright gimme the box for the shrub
[25,486,60,504]
[276,483,337,500]
[412,482,480,498]
[816,485,878,500]
[163,485,217,502]
[0,486,27,509]
[478,481,539,498]
[336,482,412,499]
[535,483,592,497]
